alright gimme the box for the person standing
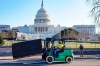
[79,44,84,57]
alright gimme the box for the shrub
[0,36,4,46]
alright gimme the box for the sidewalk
[74,55,100,59]
[0,55,100,60]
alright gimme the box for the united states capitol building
[12,0,97,41]
[15,0,66,40]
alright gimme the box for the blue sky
[0,0,93,27]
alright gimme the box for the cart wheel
[46,56,54,64]
[65,57,72,63]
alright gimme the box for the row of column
[35,27,48,32]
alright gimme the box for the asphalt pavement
[0,55,100,64]
[0,59,100,66]
[0,54,100,60]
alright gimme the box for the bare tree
[87,0,100,33]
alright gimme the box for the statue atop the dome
[41,0,43,8]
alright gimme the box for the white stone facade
[16,0,65,40]
[73,25,97,40]
[0,25,10,33]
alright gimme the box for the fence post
[76,42,77,48]
[95,43,96,48]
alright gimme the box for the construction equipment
[42,38,74,64]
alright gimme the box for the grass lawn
[3,40,100,48]
[52,41,100,48]
[3,40,23,46]
[65,42,100,48]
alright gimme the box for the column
[37,27,38,32]
[43,27,44,32]
[46,27,48,32]
[39,27,40,32]
[41,27,43,32]
[38,27,39,32]
[40,27,41,32]
[35,27,37,32]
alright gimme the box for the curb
[74,57,100,59]
[0,59,45,64]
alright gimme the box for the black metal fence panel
[12,39,42,59]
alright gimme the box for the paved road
[0,59,100,66]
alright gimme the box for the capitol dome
[34,0,50,25]
[35,8,49,19]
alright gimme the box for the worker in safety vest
[54,41,64,56]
